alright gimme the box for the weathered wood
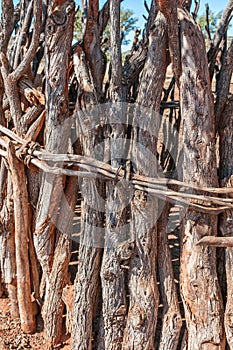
[32,0,75,346]
[158,0,181,84]
[11,0,42,82]
[0,173,19,318]
[179,9,225,349]
[157,202,182,349]
[218,98,233,348]
[19,78,45,106]
[33,0,75,286]
[98,0,110,36]
[25,110,46,141]
[100,1,128,349]
[122,0,158,95]
[123,12,168,349]
[13,1,33,70]
[72,44,104,350]
[197,236,233,247]
[215,40,233,130]
[62,284,74,334]
[7,142,35,333]
[43,176,78,348]
[83,0,104,100]
[208,0,233,63]
[0,53,23,131]
[0,0,14,54]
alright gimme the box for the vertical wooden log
[0,0,14,54]
[31,0,75,345]
[215,40,233,129]
[100,1,128,349]
[157,0,181,84]
[7,142,35,334]
[83,0,104,100]
[33,0,75,288]
[0,174,19,318]
[43,176,78,348]
[179,9,225,349]
[157,202,182,349]
[218,98,233,349]
[123,12,168,349]
[72,45,104,350]
[0,0,18,310]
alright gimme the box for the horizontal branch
[197,236,233,247]
[0,123,232,214]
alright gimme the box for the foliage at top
[74,7,138,48]
[197,8,222,40]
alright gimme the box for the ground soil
[0,298,71,350]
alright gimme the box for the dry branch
[7,142,35,334]
[197,236,233,247]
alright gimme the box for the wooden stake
[7,141,35,334]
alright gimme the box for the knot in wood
[115,304,127,316]
[118,241,135,261]
[102,270,116,282]
[130,306,146,328]
[52,9,67,26]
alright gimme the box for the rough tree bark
[32,0,75,346]
[122,12,168,349]
[72,41,104,350]
[99,1,129,349]
[218,97,233,349]
[43,176,78,348]
[179,9,225,349]
[157,202,182,349]
[0,0,233,349]
[215,40,233,129]
[33,0,74,292]
[8,142,35,333]
[157,0,181,84]
[0,173,18,318]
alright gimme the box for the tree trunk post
[179,9,225,349]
